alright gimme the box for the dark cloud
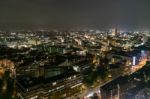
[0,0,150,30]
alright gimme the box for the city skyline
[0,0,150,99]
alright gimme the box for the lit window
[52,82,57,86]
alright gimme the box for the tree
[83,71,98,86]
[0,71,15,99]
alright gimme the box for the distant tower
[106,32,109,46]
[111,28,117,36]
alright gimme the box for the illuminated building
[0,59,16,78]
[111,28,117,36]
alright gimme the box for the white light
[86,92,94,98]
[133,56,136,66]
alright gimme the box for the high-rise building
[111,28,117,36]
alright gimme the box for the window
[52,82,57,86]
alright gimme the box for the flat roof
[17,68,79,90]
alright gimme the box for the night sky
[0,0,150,30]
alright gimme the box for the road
[72,69,125,99]
[71,54,148,99]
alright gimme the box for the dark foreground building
[16,67,82,99]
[100,76,128,99]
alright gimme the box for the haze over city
[0,0,150,30]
